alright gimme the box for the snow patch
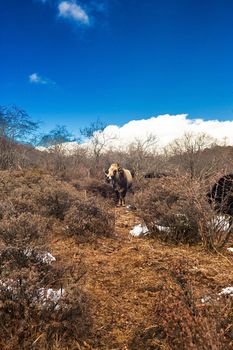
[227,247,233,252]
[130,224,149,237]
[40,252,56,264]
[0,278,64,309]
[24,249,56,264]
[37,287,65,309]
[126,204,136,211]
[219,287,233,296]
[201,286,233,304]
[201,296,212,303]
[154,224,171,233]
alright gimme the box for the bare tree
[37,125,77,178]
[38,125,75,147]
[80,119,116,165]
[166,132,217,178]
[0,105,38,142]
[126,134,159,177]
[0,105,39,169]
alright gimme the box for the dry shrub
[130,261,232,350]
[72,178,116,203]
[135,174,232,248]
[0,170,79,221]
[18,176,77,220]
[34,186,74,220]
[0,169,116,242]
[153,270,220,350]
[0,246,91,350]
[135,175,200,244]
[154,263,233,350]
[64,198,115,238]
[0,137,19,170]
[0,213,48,248]
[0,200,16,220]
[0,170,92,348]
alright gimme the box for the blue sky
[1,0,233,134]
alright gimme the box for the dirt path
[77,208,157,349]
[51,207,233,350]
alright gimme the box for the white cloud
[29,73,55,85]
[96,114,233,150]
[58,1,89,25]
[37,114,233,154]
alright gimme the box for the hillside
[0,170,233,349]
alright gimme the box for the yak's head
[105,163,123,182]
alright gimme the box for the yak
[105,163,133,206]
[207,173,233,216]
[207,173,233,233]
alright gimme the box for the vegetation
[38,125,75,147]
[0,104,233,349]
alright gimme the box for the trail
[51,206,233,350]
[78,207,158,349]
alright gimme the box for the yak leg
[116,189,127,207]
[115,191,120,206]
[115,191,123,207]
[117,192,123,206]
[116,191,125,206]
[120,189,127,207]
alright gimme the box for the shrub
[0,200,16,220]
[34,187,74,220]
[64,198,115,237]
[0,246,91,349]
[135,175,201,244]
[84,179,116,202]
[72,178,116,204]
[0,213,48,248]
[0,170,79,221]
[129,261,232,350]
[135,174,232,248]
[0,170,96,348]
[152,268,220,350]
